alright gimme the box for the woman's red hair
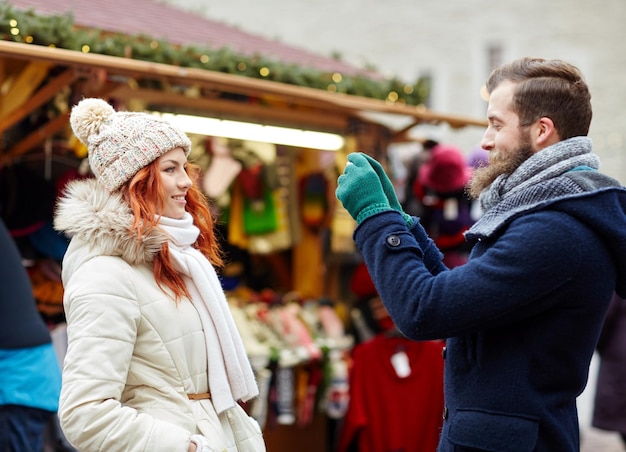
[120,159,223,301]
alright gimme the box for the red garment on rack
[338,335,445,452]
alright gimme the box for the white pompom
[69,98,115,145]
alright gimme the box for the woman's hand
[189,435,211,452]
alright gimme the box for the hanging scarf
[158,213,258,414]
[466,137,620,240]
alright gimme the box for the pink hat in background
[418,144,472,193]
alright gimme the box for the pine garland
[0,4,429,105]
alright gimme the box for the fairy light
[200,54,209,64]
[81,45,90,53]
[332,72,343,83]
[259,67,270,77]
[387,91,399,102]
[237,62,246,71]
[327,84,337,93]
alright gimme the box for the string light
[387,91,399,102]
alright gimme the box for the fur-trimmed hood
[54,178,167,266]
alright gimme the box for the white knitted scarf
[158,213,258,414]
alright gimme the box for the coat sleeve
[407,216,447,275]
[355,210,590,340]
[59,256,192,452]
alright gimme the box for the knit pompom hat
[70,98,191,192]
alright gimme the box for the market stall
[0,22,486,451]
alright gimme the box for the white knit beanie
[69,98,191,192]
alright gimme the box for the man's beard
[467,137,535,199]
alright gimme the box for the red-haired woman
[54,98,264,452]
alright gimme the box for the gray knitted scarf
[466,136,620,240]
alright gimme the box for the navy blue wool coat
[354,188,626,452]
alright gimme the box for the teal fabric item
[361,153,414,227]
[0,343,61,411]
[569,165,596,172]
[335,153,393,224]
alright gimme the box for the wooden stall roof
[0,40,487,161]
[6,0,376,77]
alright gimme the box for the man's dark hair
[486,57,592,139]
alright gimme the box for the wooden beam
[0,60,51,118]
[392,119,424,141]
[0,68,77,135]
[2,112,69,162]
[108,85,349,133]
[0,41,487,129]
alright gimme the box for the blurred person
[0,218,62,451]
[401,138,439,217]
[592,293,626,446]
[335,57,626,451]
[467,146,490,171]
[412,143,475,268]
[348,262,396,343]
[466,146,490,222]
[53,98,264,452]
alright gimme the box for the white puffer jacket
[54,179,261,452]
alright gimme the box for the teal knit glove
[361,153,414,227]
[336,153,393,224]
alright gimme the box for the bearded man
[336,57,626,452]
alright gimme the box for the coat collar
[54,178,167,265]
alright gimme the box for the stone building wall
[164,0,626,181]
